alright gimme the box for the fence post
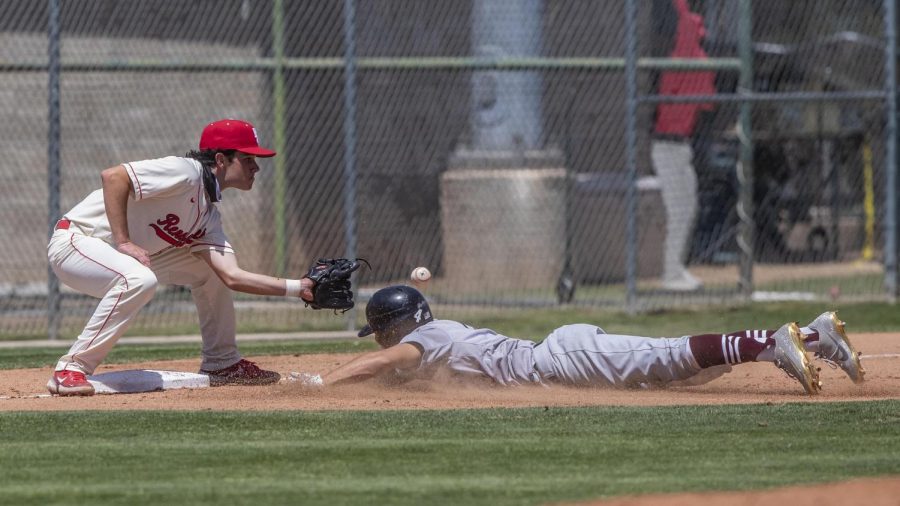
[47,0,61,340]
[736,0,755,300]
[272,0,287,276]
[624,0,638,313]
[343,0,359,329]
[884,0,898,300]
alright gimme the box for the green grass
[450,300,900,341]
[1,402,899,506]
[426,271,887,303]
[756,272,885,297]
[3,300,898,370]
[5,299,899,343]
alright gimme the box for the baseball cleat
[807,311,865,384]
[200,358,280,386]
[773,322,821,395]
[46,370,95,396]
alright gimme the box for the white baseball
[410,267,432,283]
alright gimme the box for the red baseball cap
[199,119,276,157]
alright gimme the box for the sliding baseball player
[291,285,865,395]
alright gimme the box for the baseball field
[1,303,899,505]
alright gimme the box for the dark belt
[55,219,71,230]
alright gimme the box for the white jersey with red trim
[62,156,233,256]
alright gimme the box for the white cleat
[807,311,865,384]
[661,270,703,292]
[773,322,821,395]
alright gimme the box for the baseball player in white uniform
[292,286,865,395]
[47,119,328,396]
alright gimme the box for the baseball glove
[304,258,368,312]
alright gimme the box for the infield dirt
[1,332,898,411]
[2,332,898,505]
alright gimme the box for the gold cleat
[808,311,866,384]
[773,322,822,395]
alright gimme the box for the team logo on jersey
[149,214,205,247]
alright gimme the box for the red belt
[55,219,70,230]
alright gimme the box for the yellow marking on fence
[862,140,875,261]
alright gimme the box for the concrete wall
[0,34,269,291]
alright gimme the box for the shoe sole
[46,379,95,396]
[773,322,821,395]
[814,312,865,384]
[203,374,281,387]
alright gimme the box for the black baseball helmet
[358,285,433,347]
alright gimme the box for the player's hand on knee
[117,241,151,266]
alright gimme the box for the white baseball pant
[533,324,704,388]
[48,228,240,375]
[651,139,699,282]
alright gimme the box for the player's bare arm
[322,343,423,386]
[196,249,315,301]
[101,164,151,266]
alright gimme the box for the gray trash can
[440,167,568,292]
[569,173,664,283]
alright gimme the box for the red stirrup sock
[688,329,779,368]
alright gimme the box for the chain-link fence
[1,0,897,339]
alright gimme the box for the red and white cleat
[47,370,95,396]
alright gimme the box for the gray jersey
[399,320,542,386]
[400,320,705,388]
